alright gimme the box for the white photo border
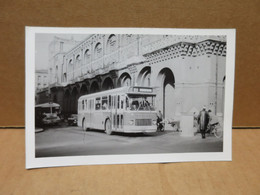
[25,27,236,169]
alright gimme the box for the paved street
[35,125,223,157]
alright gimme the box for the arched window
[137,66,151,87]
[84,49,91,64]
[76,55,81,67]
[118,73,132,87]
[68,59,73,72]
[63,73,67,82]
[94,42,102,59]
[107,34,117,54]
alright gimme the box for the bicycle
[206,122,223,138]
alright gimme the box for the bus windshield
[127,95,155,111]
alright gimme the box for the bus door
[111,95,117,131]
[118,94,125,131]
[88,99,93,128]
[111,94,124,132]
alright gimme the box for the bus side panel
[102,111,111,130]
[84,111,91,129]
[91,112,103,130]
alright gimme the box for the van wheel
[82,119,87,131]
[105,119,112,135]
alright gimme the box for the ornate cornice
[144,40,226,65]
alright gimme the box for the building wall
[35,70,48,91]
[37,34,226,125]
[49,36,81,84]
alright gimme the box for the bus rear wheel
[105,119,112,135]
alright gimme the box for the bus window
[85,100,87,110]
[117,114,119,128]
[121,97,124,109]
[121,115,123,128]
[113,95,116,109]
[126,97,129,109]
[82,100,84,110]
[108,95,111,109]
[90,99,93,110]
[128,95,155,111]
[102,96,108,110]
[131,100,139,110]
[95,97,101,110]
[117,95,120,109]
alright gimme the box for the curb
[35,128,44,133]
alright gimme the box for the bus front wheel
[105,119,112,135]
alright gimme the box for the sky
[35,34,89,70]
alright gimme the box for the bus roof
[78,86,156,101]
[35,102,60,108]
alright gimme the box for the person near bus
[157,110,163,131]
[102,102,108,110]
[207,109,219,133]
[144,97,151,110]
[197,106,210,139]
[131,100,139,110]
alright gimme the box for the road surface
[35,126,223,157]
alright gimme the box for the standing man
[197,106,210,139]
[157,110,163,131]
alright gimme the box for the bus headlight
[152,120,157,125]
[129,120,134,125]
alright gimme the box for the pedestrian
[157,110,163,131]
[197,106,210,139]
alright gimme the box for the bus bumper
[122,125,157,133]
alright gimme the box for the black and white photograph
[26,27,235,168]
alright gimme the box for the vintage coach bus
[77,86,158,135]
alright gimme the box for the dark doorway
[156,68,175,119]
[102,77,114,91]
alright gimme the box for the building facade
[35,69,48,91]
[36,34,226,126]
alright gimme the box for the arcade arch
[80,84,88,96]
[117,73,131,87]
[90,81,100,93]
[71,87,79,114]
[102,77,114,90]
[137,66,151,87]
[63,89,71,114]
[156,68,175,120]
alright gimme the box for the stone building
[35,69,48,91]
[48,36,82,84]
[36,34,226,125]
